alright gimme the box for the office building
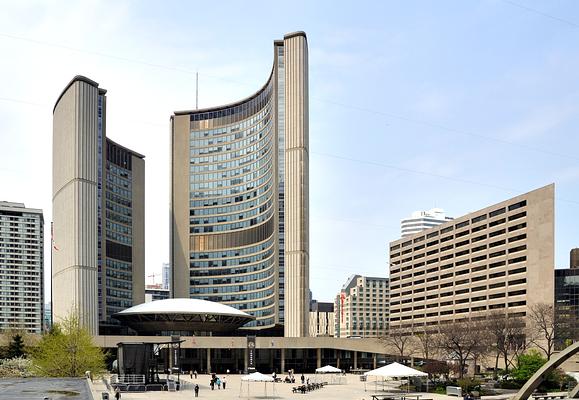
[334,275,389,338]
[570,248,579,269]
[309,300,335,337]
[53,76,145,335]
[388,184,554,331]
[554,268,579,348]
[401,208,453,237]
[171,32,309,336]
[162,263,171,290]
[145,285,171,302]
[0,202,44,333]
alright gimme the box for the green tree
[31,314,105,377]
[5,334,26,359]
[511,350,546,382]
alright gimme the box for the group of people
[209,372,227,390]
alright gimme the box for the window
[508,200,527,211]
[456,221,470,229]
[489,218,506,227]
[441,226,453,234]
[489,207,506,218]
[472,215,487,223]
[427,231,439,239]
[508,211,526,221]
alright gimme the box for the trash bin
[101,393,109,400]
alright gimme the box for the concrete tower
[171,32,309,336]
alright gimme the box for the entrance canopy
[364,362,427,378]
[242,372,275,382]
[316,365,342,373]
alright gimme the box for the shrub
[0,357,33,377]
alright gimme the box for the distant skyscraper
[171,32,309,336]
[571,248,579,269]
[400,208,453,237]
[162,263,171,291]
[334,275,389,338]
[309,300,335,337]
[0,202,44,333]
[52,76,145,335]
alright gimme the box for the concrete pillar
[411,356,415,367]
[337,351,340,369]
[354,351,358,369]
[207,348,211,374]
[317,348,322,369]
[281,349,286,373]
[270,349,274,372]
[373,353,377,369]
[244,348,248,373]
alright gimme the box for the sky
[1,0,579,305]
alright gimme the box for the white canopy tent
[239,372,277,399]
[364,362,428,393]
[314,365,345,385]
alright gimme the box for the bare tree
[435,319,490,378]
[486,312,527,376]
[527,303,556,360]
[380,327,416,362]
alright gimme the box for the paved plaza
[90,374,471,400]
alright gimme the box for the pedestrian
[194,384,199,397]
[190,370,193,379]
[114,387,121,400]
[223,377,227,389]
[217,377,221,389]
[301,374,305,384]
[210,379,214,390]
[194,370,198,379]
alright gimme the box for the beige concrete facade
[171,32,309,336]
[53,76,145,335]
[53,77,100,335]
[309,310,335,337]
[334,275,389,338]
[388,184,555,330]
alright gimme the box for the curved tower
[171,32,309,336]
[53,76,145,335]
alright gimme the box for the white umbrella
[315,365,342,373]
[239,372,276,399]
[364,362,427,393]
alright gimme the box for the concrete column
[207,348,211,374]
[244,348,248,373]
[354,351,358,369]
[316,348,322,369]
[373,353,377,369]
[337,351,340,369]
[270,350,274,372]
[411,356,415,367]
[281,349,286,373]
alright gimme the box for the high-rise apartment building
[388,184,554,331]
[162,263,171,290]
[309,300,335,337]
[53,76,145,335]
[0,202,44,333]
[401,208,453,237]
[334,275,389,338]
[171,32,309,336]
[145,285,171,302]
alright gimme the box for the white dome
[117,298,251,318]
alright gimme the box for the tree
[31,314,105,377]
[511,350,546,382]
[5,334,26,359]
[435,319,490,378]
[380,327,416,362]
[527,303,556,360]
[486,312,527,376]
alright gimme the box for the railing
[110,374,146,384]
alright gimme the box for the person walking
[216,377,221,389]
[194,370,198,379]
[210,379,214,390]
[223,377,227,389]
[194,384,199,397]
[301,374,305,384]
[114,387,121,400]
[190,370,193,379]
